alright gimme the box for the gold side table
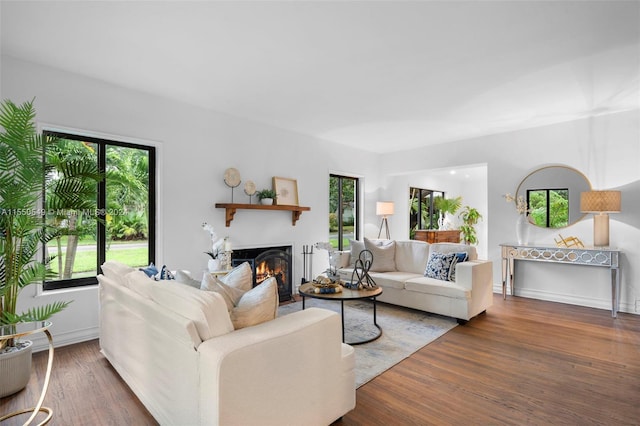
[0,321,54,425]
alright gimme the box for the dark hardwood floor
[1,295,639,425]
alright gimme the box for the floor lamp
[376,201,394,240]
[580,190,621,247]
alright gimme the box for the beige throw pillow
[216,261,254,292]
[364,238,396,272]
[230,277,279,329]
[201,273,246,311]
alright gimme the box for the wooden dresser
[414,230,461,244]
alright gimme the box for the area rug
[278,299,457,388]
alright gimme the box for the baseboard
[492,284,636,315]
[28,326,99,353]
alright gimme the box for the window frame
[329,174,360,251]
[42,131,156,290]
[410,187,445,233]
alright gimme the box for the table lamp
[580,190,621,247]
[376,201,394,239]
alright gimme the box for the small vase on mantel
[516,213,530,245]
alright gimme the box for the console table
[499,243,621,317]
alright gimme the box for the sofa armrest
[198,307,355,425]
[456,259,493,292]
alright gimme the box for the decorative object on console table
[515,213,530,245]
[554,234,584,248]
[414,229,460,244]
[504,193,531,245]
[376,201,394,239]
[273,176,299,206]
[580,190,621,247]
[223,167,242,202]
[434,196,462,230]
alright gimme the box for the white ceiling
[2,1,639,153]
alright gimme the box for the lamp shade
[580,191,621,213]
[376,201,394,216]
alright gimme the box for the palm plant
[0,99,80,347]
[434,196,463,215]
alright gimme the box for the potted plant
[459,205,483,245]
[434,196,462,230]
[256,189,277,205]
[0,99,89,397]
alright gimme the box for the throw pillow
[230,277,279,329]
[448,252,469,282]
[214,262,253,292]
[201,273,246,311]
[158,265,175,280]
[175,270,201,289]
[424,252,458,281]
[348,239,366,267]
[364,238,396,272]
[139,263,159,278]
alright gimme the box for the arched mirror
[516,165,591,229]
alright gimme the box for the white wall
[383,110,640,314]
[2,55,639,351]
[1,55,381,349]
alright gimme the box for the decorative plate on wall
[223,167,241,188]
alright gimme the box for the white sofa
[336,239,493,323]
[98,267,355,426]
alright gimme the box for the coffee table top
[298,282,382,301]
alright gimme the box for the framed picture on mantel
[273,177,299,206]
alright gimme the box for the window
[43,131,155,290]
[329,175,359,250]
[409,187,444,238]
[527,188,569,228]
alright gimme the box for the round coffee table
[298,282,383,345]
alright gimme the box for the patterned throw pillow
[139,262,159,278]
[448,252,469,282]
[424,252,458,281]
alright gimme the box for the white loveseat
[98,263,355,426]
[336,239,493,323]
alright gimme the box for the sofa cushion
[230,277,279,329]
[364,238,396,272]
[101,260,136,286]
[151,281,233,340]
[201,274,246,311]
[424,252,458,281]
[368,271,421,290]
[124,270,155,299]
[394,240,430,274]
[404,276,471,299]
[430,243,477,260]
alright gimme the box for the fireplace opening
[232,245,293,302]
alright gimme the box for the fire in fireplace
[232,245,293,302]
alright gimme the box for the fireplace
[232,245,293,302]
